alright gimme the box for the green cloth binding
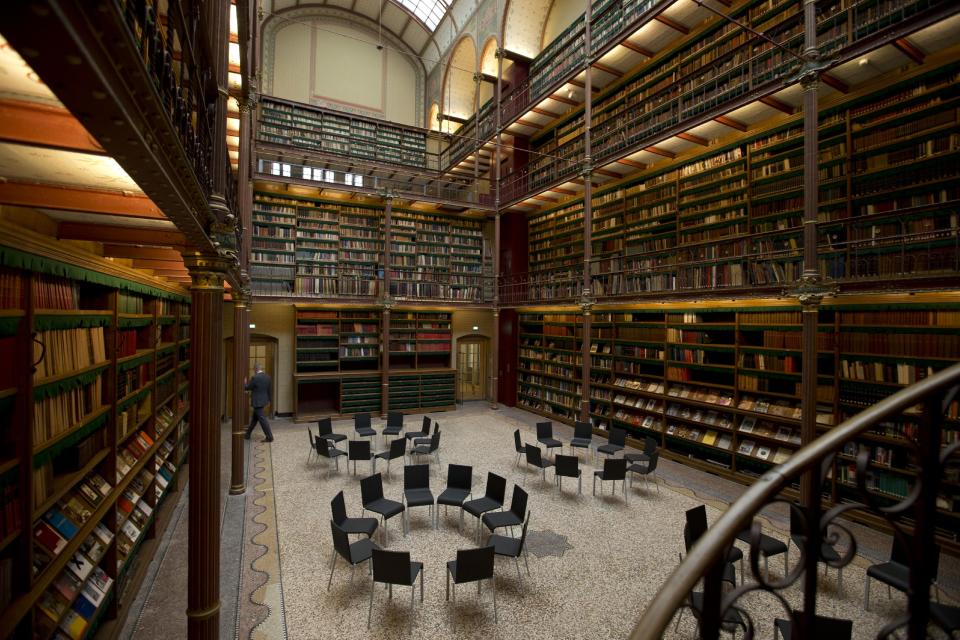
[0,317,20,338]
[0,246,189,303]
[118,386,151,412]
[118,352,153,371]
[118,316,153,329]
[33,412,109,468]
[34,314,112,331]
[33,364,109,401]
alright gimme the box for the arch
[478,36,499,106]
[541,0,584,51]
[428,102,441,131]
[440,35,478,132]
[501,0,553,60]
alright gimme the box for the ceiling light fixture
[858,57,870,66]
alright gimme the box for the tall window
[395,0,450,31]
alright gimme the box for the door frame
[455,334,490,402]
[224,333,279,420]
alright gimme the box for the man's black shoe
[261,437,274,443]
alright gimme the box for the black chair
[405,416,430,442]
[593,457,628,502]
[490,511,531,587]
[331,490,378,539]
[930,603,960,636]
[328,520,378,591]
[403,464,435,533]
[736,524,788,578]
[597,427,626,458]
[569,421,593,460]
[374,438,406,478]
[513,429,525,467]
[628,449,661,494]
[685,505,739,587]
[446,546,497,622]
[318,416,347,445]
[524,443,554,486]
[410,430,440,466]
[360,473,405,545]
[368,549,423,629]
[625,436,657,465]
[355,412,376,439]
[348,439,374,475]
[676,590,747,637]
[382,411,404,439]
[864,533,941,610]
[554,454,582,494]
[773,613,852,640]
[463,473,507,543]
[414,421,439,447]
[536,421,562,457]
[482,485,527,544]
[789,508,843,594]
[315,437,347,477]
[437,464,473,529]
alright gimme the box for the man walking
[244,363,274,442]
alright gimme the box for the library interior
[1,0,959,638]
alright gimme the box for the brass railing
[632,361,960,639]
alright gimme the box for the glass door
[456,338,487,401]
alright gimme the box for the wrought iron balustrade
[631,360,960,639]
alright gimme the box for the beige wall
[452,309,495,400]
[542,0,584,49]
[223,301,297,415]
[270,19,419,126]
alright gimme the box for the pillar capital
[183,254,232,290]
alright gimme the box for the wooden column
[206,0,231,220]
[381,194,394,418]
[230,291,249,495]
[238,97,254,269]
[183,254,229,640]
[492,29,504,410]
[580,0,594,423]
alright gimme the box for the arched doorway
[455,335,489,402]
[225,334,279,420]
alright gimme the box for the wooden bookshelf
[0,252,191,638]
[517,313,584,424]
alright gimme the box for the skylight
[395,0,451,31]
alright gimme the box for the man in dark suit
[244,363,274,442]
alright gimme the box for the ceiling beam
[0,181,165,219]
[103,245,184,261]
[515,118,543,129]
[593,62,623,77]
[655,14,689,34]
[760,95,795,114]
[548,94,578,106]
[567,79,600,93]
[501,50,533,64]
[552,188,576,196]
[619,40,654,57]
[893,37,925,64]
[531,107,561,118]
[0,99,105,154]
[57,222,185,246]
[532,194,557,203]
[820,73,849,94]
[714,115,748,131]
[615,158,647,170]
[645,146,676,158]
[677,132,709,146]
[594,168,622,179]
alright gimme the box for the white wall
[269,19,419,126]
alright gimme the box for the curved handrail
[630,360,960,639]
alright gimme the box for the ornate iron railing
[632,361,960,639]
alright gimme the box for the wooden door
[226,337,277,419]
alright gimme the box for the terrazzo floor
[125,402,960,639]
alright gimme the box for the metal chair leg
[327,552,338,590]
[367,577,375,628]
[864,574,870,611]
[492,576,498,623]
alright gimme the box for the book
[34,521,68,555]
[738,440,756,455]
[703,430,718,446]
[45,508,80,540]
[756,446,771,460]
[59,609,88,640]
[72,592,97,620]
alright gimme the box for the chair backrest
[574,421,592,440]
[446,464,473,492]
[387,411,403,428]
[644,436,658,455]
[610,427,626,447]
[536,421,553,440]
[316,439,332,458]
[603,457,627,480]
[372,548,414,586]
[555,454,579,478]
[349,439,371,460]
[524,443,542,466]
[485,472,507,504]
[388,438,406,459]
[519,512,531,549]
[429,430,441,452]
[784,612,853,639]
[330,520,352,560]
[355,412,371,430]
[509,485,529,518]
[420,415,431,435]
[514,429,523,453]
[890,533,940,579]
[330,491,347,526]
[317,417,333,436]
[360,473,384,506]
[404,464,431,491]
[645,450,660,473]
[685,505,709,551]
[454,546,495,583]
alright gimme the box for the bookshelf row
[0,256,191,638]
[524,60,960,295]
[294,371,456,420]
[513,298,960,539]
[296,308,452,369]
[251,192,489,301]
[257,97,428,169]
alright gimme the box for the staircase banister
[630,360,960,639]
